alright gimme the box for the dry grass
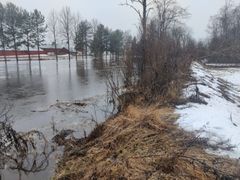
[54,105,240,180]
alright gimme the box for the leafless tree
[120,0,193,103]
[153,0,189,38]
[48,9,59,61]
[59,6,73,61]
[207,0,240,63]
[122,0,154,77]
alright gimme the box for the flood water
[0,57,119,180]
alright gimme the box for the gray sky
[1,0,236,40]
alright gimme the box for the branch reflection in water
[0,105,53,180]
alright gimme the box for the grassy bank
[54,105,240,179]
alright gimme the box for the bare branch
[121,0,143,20]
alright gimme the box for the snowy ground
[177,62,240,158]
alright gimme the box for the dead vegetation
[54,105,240,180]
[53,1,240,179]
[0,105,53,177]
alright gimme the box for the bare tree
[120,0,193,103]
[60,6,72,61]
[48,10,59,61]
[5,2,23,62]
[207,0,240,63]
[153,0,189,37]
[122,0,154,78]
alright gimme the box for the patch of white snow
[177,62,240,158]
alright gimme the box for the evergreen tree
[103,27,110,57]
[74,20,91,58]
[109,30,124,58]
[5,2,23,61]
[90,24,105,57]
[0,2,8,61]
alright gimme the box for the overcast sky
[1,0,237,40]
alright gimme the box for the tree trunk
[82,48,84,59]
[75,50,78,61]
[85,45,88,59]
[15,48,18,62]
[0,25,7,61]
[3,46,7,62]
[141,0,147,78]
[67,36,71,61]
[27,45,31,62]
[54,33,58,61]
[85,36,88,59]
[13,37,18,62]
[37,44,40,61]
[27,36,31,61]
[106,51,108,59]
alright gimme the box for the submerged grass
[54,105,240,179]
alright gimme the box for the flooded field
[0,58,119,179]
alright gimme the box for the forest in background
[0,2,127,61]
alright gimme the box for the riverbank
[54,105,240,179]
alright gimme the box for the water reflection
[4,62,8,80]
[39,61,42,77]
[29,61,32,78]
[0,58,117,180]
[0,58,120,103]
[76,60,88,84]
[0,104,53,180]
[0,62,45,101]
[68,61,73,99]
[16,61,20,84]
[92,58,104,70]
[56,62,59,77]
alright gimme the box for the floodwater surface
[0,57,118,180]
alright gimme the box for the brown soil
[54,105,240,180]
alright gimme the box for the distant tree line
[90,24,125,58]
[0,2,125,62]
[200,0,240,63]
[0,2,46,61]
[48,7,126,61]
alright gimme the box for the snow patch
[177,62,240,158]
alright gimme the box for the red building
[0,47,70,60]
[41,47,69,55]
[0,50,47,57]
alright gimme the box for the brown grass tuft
[54,105,240,180]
